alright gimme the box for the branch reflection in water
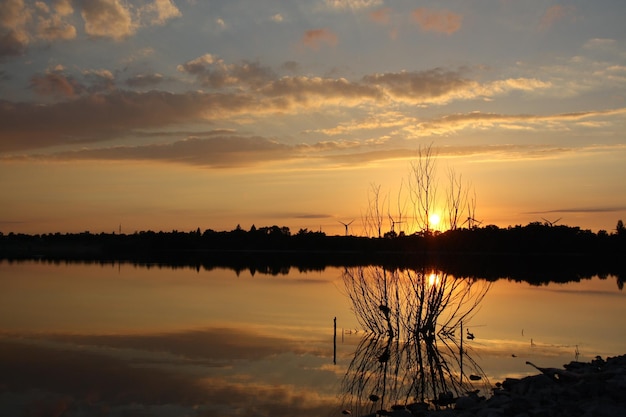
[340,266,491,415]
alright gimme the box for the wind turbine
[542,217,562,227]
[462,216,482,229]
[339,219,355,236]
[388,214,404,235]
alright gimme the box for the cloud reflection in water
[0,326,339,417]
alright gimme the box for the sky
[1,0,625,236]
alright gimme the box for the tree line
[1,219,624,257]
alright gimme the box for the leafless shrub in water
[340,266,491,414]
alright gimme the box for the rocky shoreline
[373,355,626,417]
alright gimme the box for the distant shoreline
[2,225,624,285]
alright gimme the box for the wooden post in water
[460,321,464,384]
[333,317,337,365]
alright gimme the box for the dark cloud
[362,68,471,101]
[280,60,301,73]
[0,334,334,416]
[526,207,626,215]
[0,91,255,152]
[29,71,84,98]
[40,327,309,361]
[0,30,27,57]
[292,213,334,219]
[33,136,295,168]
[0,338,208,405]
[125,72,165,87]
[179,55,277,89]
[0,59,568,155]
[82,69,116,92]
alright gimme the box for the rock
[454,395,478,411]
[368,355,626,417]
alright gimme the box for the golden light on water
[428,272,440,287]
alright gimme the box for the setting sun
[429,213,441,229]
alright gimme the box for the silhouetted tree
[616,219,625,236]
[446,167,471,230]
[363,182,387,238]
[408,144,438,234]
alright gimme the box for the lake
[1,260,624,416]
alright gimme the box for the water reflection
[340,267,491,415]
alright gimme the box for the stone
[454,395,478,411]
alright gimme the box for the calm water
[1,260,624,417]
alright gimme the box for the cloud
[0,90,256,152]
[141,0,181,25]
[411,8,462,35]
[0,333,336,415]
[0,58,563,154]
[582,38,616,50]
[33,0,76,40]
[82,68,116,92]
[195,59,537,108]
[369,7,391,24]
[539,5,576,30]
[292,213,334,219]
[306,111,409,136]
[178,55,277,89]
[125,72,165,88]
[0,0,79,57]
[29,70,83,98]
[81,0,134,40]
[0,0,30,29]
[53,0,74,16]
[527,206,626,215]
[20,134,390,169]
[0,0,31,56]
[363,69,551,105]
[362,68,472,103]
[410,108,626,137]
[281,61,300,73]
[301,28,338,50]
[0,30,27,56]
[28,67,117,98]
[260,76,381,105]
[3,131,371,168]
[43,327,309,360]
[1,0,180,49]
[35,13,76,40]
[42,136,295,168]
[177,53,216,73]
[324,0,382,10]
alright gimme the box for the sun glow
[429,213,441,229]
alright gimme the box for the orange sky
[1,0,625,235]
